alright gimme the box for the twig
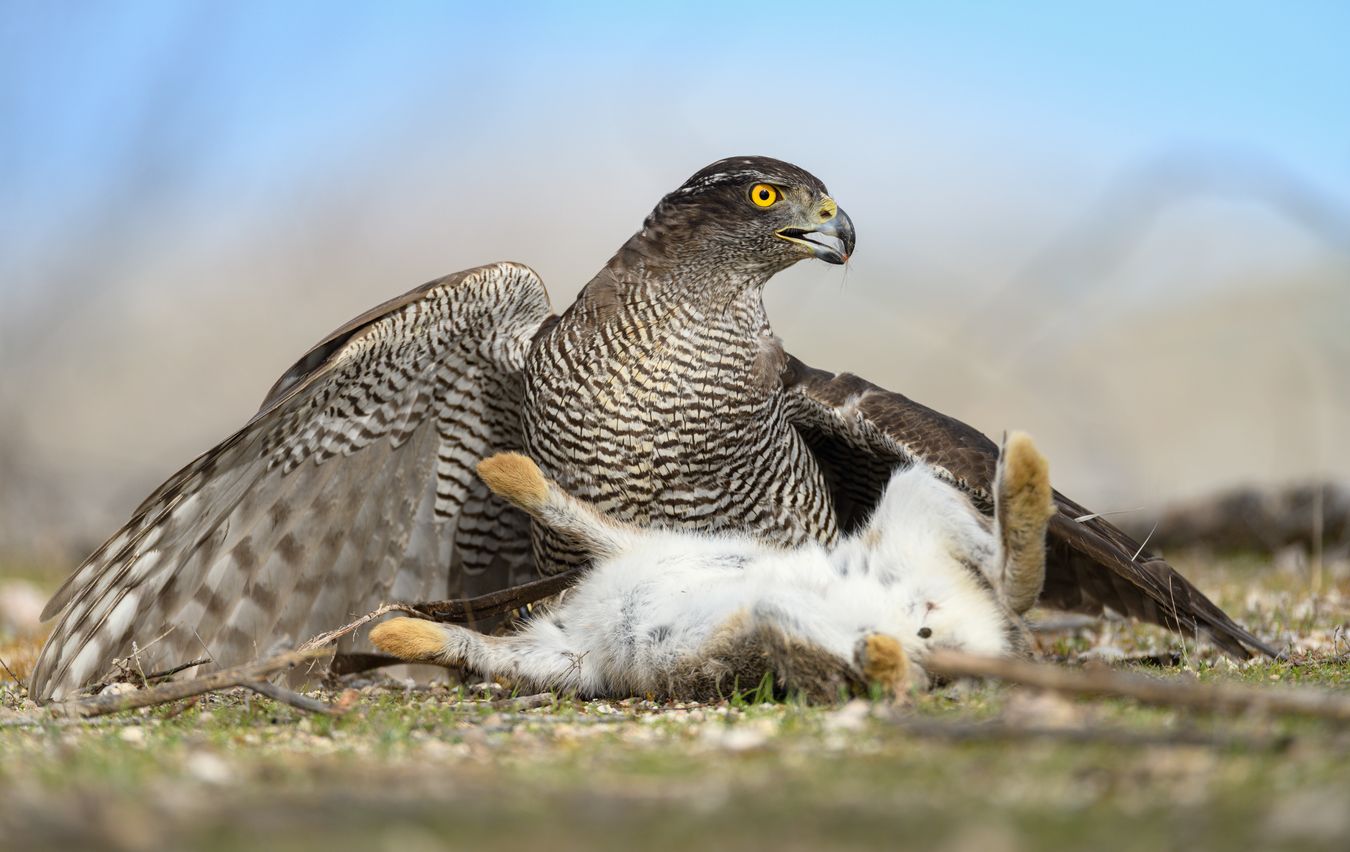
[129,640,150,688]
[86,630,192,694]
[927,649,1350,722]
[58,647,331,719]
[296,603,422,652]
[244,680,344,716]
[145,658,211,682]
[1,715,150,729]
[0,655,21,686]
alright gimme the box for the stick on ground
[59,647,334,719]
[927,649,1350,722]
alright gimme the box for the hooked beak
[776,198,856,265]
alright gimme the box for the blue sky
[2,1,1348,325]
[3,2,1349,535]
[4,2,1347,229]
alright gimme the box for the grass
[1,551,1348,851]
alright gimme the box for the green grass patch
[2,551,1349,850]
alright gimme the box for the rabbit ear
[994,432,1055,615]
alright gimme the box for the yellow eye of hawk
[749,184,778,207]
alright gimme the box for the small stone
[185,750,233,785]
[824,698,871,732]
[704,726,767,752]
[700,717,776,752]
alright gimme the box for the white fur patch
[385,459,1030,699]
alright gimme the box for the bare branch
[58,647,332,719]
[144,657,211,682]
[927,649,1350,721]
[243,680,344,717]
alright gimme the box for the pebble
[823,698,871,732]
[185,750,233,785]
[699,718,776,752]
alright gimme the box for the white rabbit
[371,433,1054,701]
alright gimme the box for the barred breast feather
[521,263,838,575]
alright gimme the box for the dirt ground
[2,550,1348,852]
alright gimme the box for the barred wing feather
[32,262,552,700]
[782,354,1276,659]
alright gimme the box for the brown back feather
[782,353,1276,658]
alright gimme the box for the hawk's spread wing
[32,262,552,700]
[782,354,1276,659]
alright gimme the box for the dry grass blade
[927,649,1350,721]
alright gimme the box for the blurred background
[2,1,1348,573]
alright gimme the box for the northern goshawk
[31,156,1273,700]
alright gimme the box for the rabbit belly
[525,539,896,697]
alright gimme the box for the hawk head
[646,156,856,275]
